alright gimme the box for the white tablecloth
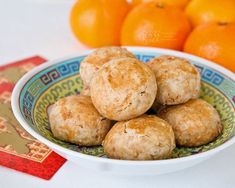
[0,1,234,187]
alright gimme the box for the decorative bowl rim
[12,46,235,165]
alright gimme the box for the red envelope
[0,56,66,180]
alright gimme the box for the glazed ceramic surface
[12,47,235,175]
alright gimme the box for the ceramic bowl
[12,47,235,175]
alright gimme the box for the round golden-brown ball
[103,115,175,160]
[147,55,201,105]
[90,57,157,121]
[47,95,112,146]
[80,47,136,87]
[159,99,222,147]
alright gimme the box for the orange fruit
[132,0,189,9]
[70,0,130,48]
[185,0,235,27]
[121,2,191,50]
[184,22,235,72]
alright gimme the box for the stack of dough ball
[103,115,175,160]
[147,55,201,105]
[48,46,223,161]
[159,99,222,147]
[48,95,111,146]
[90,57,157,121]
[80,47,136,95]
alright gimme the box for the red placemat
[0,56,66,180]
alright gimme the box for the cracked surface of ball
[80,47,136,87]
[159,99,222,147]
[48,95,111,146]
[103,115,175,160]
[90,57,157,121]
[147,55,200,105]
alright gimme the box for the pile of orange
[70,0,235,72]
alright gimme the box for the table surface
[0,1,235,188]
